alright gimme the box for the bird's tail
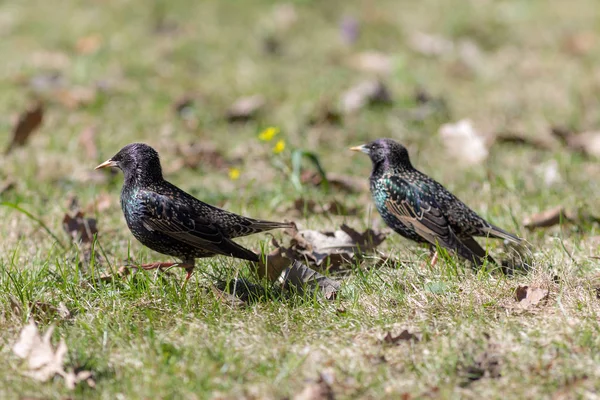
[238,219,294,238]
[486,225,522,245]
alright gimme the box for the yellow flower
[228,167,240,180]
[258,126,280,141]
[272,139,285,154]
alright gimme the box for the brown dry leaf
[5,101,44,154]
[340,80,392,114]
[301,171,368,193]
[293,373,335,400]
[62,211,98,244]
[494,131,554,151]
[408,31,454,56]
[54,86,97,109]
[289,198,358,217]
[551,127,600,158]
[259,238,341,299]
[307,100,343,126]
[0,178,16,196]
[282,259,341,300]
[282,223,387,270]
[226,95,265,122]
[523,206,567,230]
[461,347,502,386]
[174,141,229,171]
[13,320,92,389]
[272,3,298,31]
[562,31,596,56]
[563,131,600,158]
[439,119,489,166]
[95,266,131,284]
[347,51,392,75]
[383,330,419,345]
[10,298,71,320]
[515,285,548,308]
[211,285,248,309]
[76,34,102,54]
[78,125,97,159]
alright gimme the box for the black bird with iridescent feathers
[351,138,522,266]
[95,143,292,281]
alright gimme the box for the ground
[1,0,600,398]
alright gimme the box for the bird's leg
[139,262,178,271]
[430,250,438,268]
[180,260,196,289]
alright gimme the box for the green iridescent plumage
[352,138,522,266]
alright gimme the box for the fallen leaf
[78,125,97,159]
[301,171,369,193]
[54,86,97,109]
[76,34,102,54]
[563,131,600,158]
[272,3,297,31]
[288,198,358,217]
[562,31,596,56]
[494,131,554,151]
[62,211,98,244]
[293,373,335,400]
[340,80,392,114]
[347,51,392,75]
[5,101,44,154]
[226,95,265,122]
[281,223,387,271]
[9,298,71,320]
[460,349,501,386]
[173,141,230,171]
[211,285,248,308]
[13,320,93,389]
[383,330,419,344]
[515,285,548,308]
[523,206,567,229]
[408,32,454,57]
[282,259,341,300]
[307,100,343,126]
[257,238,341,299]
[439,119,489,166]
[0,178,16,196]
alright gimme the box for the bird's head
[350,138,412,169]
[95,143,163,182]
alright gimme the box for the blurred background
[1,0,600,245]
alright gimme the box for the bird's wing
[137,190,258,261]
[382,176,484,264]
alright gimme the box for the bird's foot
[430,251,438,268]
[181,266,195,289]
[139,262,178,271]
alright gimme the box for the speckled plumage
[352,138,522,266]
[97,143,292,276]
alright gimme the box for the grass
[2,0,600,398]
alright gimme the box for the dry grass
[1,0,600,398]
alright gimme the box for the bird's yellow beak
[350,144,368,154]
[94,159,118,170]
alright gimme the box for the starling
[95,143,292,280]
[350,138,522,266]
